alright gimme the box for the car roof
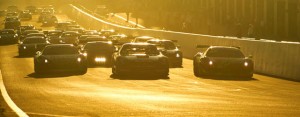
[209,46,240,50]
[46,44,74,47]
[124,43,154,46]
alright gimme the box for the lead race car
[193,45,254,78]
[112,43,169,77]
[34,44,87,74]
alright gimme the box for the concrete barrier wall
[66,5,300,80]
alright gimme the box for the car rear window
[23,38,47,44]
[120,45,159,56]
[206,48,245,58]
[43,46,78,55]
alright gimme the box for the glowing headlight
[244,62,248,67]
[95,57,106,62]
[23,46,26,49]
[176,53,180,58]
[77,58,82,62]
[44,59,48,63]
[83,53,87,57]
[209,61,213,65]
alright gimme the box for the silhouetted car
[18,37,49,56]
[99,29,117,37]
[46,30,63,44]
[108,34,131,45]
[38,11,52,22]
[79,35,100,44]
[81,41,115,66]
[4,17,21,29]
[20,30,39,41]
[193,45,254,78]
[59,31,79,45]
[147,40,182,67]
[17,25,36,35]
[0,29,18,44]
[85,36,107,43]
[55,22,71,31]
[26,33,47,39]
[26,6,37,14]
[82,30,101,35]
[6,12,18,17]
[34,44,87,74]
[132,36,156,43]
[112,43,169,76]
[42,15,58,26]
[19,10,32,20]
[7,6,20,13]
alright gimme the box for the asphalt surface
[0,14,300,117]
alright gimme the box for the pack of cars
[0,5,255,78]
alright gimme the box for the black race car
[42,15,58,26]
[81,41,115,66]
[18,37,49,56]
[45,30,63,44]
[193,45,254,78]
[59,31,80,45]
[19,30,39,41]
[4,17,21,29]
[79,35,100,44]
[19,10,32,20]
[147,39,182,67]
[112,43,169,76]
[34,44,87,74]
[99,29,117,37]
[0,29,18,44]
[26,6,37,14]
[17,25,36,36]
[108,34,131,45]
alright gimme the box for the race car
[78,35,101,44]
[45,30,63,44]
[19,29,39,41]
[19,10,32,20]
[34,44,87,74]
[193,45,254,78]
[112,43,169,77]
[17,25,36,35]
[81,41,115,66]
[42,15,58,26]
[18,37,50,56]
[4,16,21,29]
[26,33,47,39]
[59,31,79,45]
[99,29,117,37]
[0,29,18,44]
[147,39,182,67]
[108,34,131,45]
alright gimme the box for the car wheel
[193,61,200,77]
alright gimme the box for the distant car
[55,22,71,31]
[46,30,63,44]
[112,43,169,76]
[26,6,37,14]
[7,6,19,13]
[99,29,117,37]
[193,46,254,78]
[18,37,49,56]
[38,11,52,22]
[17,25,36,35]
[19,10,32,20]
[85,36,107,43]
[6,12,19,17]
[20,30,39,41]
[26,33,47,39]
[147,40,182,67]
[42,15,58,26]
[34,44,87,74]
[79,35,101,44]
[59,31,79,45]
[4,17,21,29]
[82,30,100,35]
[81,41,115,66]
[108,34,131,45]
[0,29,18,44]
[132,36,155,43]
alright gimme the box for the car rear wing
[196,45,240,49]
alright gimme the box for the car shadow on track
[110,74,170,80]
[26,72,83,78]
[198,76,258,81]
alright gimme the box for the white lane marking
[0,70,29,117]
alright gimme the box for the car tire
[193,60,200,77]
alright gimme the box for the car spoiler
[196,45,241,49]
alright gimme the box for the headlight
[209,61,213,65]
[23,46,26,49]
[95,57,106,62]
[44,59,48,63]
[176,53,180,58]
[83,52,87,57]
[244,62,248,67]
[77,57,82,62]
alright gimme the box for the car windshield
[43,46,78,55]
[62,33,77,37]
[148,41,176,50]
[206,48,245,58]
[23,38,46,44]
[120,45,159,56]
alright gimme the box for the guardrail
[65,4,300,80]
